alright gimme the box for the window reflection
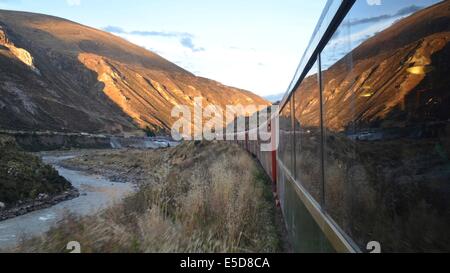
[321,0,450,252]
[294,60,323,204]
[279,100,294,172]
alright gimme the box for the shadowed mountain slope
[0,10,269,134]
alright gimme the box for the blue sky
[0,0,327,97]
[321,0,441,69]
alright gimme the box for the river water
[0,155,135,250]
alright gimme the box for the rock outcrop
[0,26,39,74]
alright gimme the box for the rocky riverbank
[0,159,135,250]
[58,148,173,185]
[0,189,79,221]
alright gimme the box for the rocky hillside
[0,10,269,135]
[295,1,450,132]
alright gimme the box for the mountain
[0,10,269,135]
[264,93,284,103]
[294,1,450,132]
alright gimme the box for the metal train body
[233,0,450,253]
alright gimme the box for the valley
[0,9,269,135]
[4,142,286,253]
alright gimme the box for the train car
[237,0,450,253]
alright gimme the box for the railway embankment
[13,141,288,253]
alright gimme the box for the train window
[279,98,294,173]
[293,59,324,204]
[321,0,450,252]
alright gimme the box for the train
[233,0,450,253]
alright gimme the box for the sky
[321,0,442,69]
[0,0,327,97]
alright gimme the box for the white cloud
[111,32,296,96]
[66,0,81,7]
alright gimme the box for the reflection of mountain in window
[322,1,443,70]
[320,0,450,253]
[319,0,449,132]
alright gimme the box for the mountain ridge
[294,1,450,132]
[0,9,269,135]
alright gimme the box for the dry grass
[323,131,450,252]
[60,148,171,185]
[14,141,282,253]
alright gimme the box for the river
[0,155,135,250]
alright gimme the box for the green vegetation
[0,135,72,208]
[15,142,283,253]
[143,126,156,137]
[143,126,168,137]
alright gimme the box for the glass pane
[279,99,294,173]
[321,0,450,252]
[294,59,323,204]
[287,0,343,94]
